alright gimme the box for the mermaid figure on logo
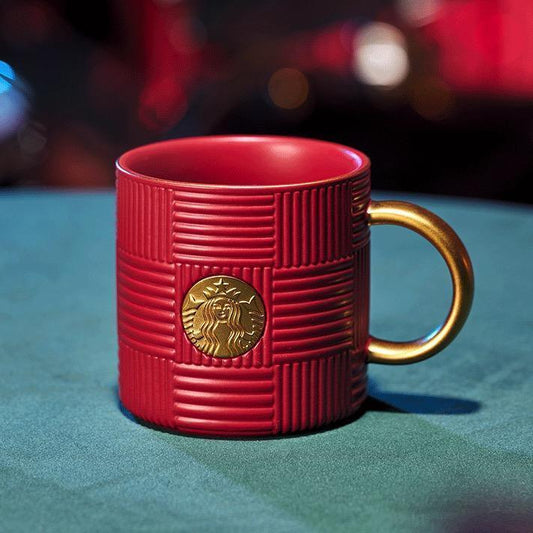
[182,277,265,358]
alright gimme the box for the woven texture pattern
[116,172,370,435]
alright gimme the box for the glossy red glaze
[116,136,371,436]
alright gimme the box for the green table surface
[1,191,532,532]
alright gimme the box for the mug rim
[116,135,371,191]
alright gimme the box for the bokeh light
[353,22,409,89]
[0,60,15,94]
[397,0,442,27]
[268,68,309,110]
[410,78,454,120]
[0,61,28,140]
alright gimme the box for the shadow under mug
[116,135,474,437]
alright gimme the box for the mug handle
[367,200,474,364]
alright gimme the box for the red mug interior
[117,136,369,187]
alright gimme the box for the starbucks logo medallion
[182,276,266,358]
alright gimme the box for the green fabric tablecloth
[1,191,532,532]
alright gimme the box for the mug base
[120,394,367,439]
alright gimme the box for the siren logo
[182,276,266,358]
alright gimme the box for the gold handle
[367,200,474,364]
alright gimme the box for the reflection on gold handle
[367,200,474,364]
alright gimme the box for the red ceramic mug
[116,136,474,437]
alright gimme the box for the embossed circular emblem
[182,276,266,358]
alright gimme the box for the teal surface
[1,191,532,532]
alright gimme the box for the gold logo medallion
[182,276,266,358]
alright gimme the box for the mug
[116,135,474,437]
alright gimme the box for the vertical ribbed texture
[352,178,371,248]
[175,265,272,367]
[172,364,275,436]
[273,351,355,433]
[351,351,367,409]
[353,244,370,350]
[274,180,354,268]
[119,341,175,427]
[116,175,173,262]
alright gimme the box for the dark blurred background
[1,0,532,203]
